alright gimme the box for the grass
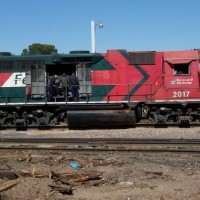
[139,183,157,190]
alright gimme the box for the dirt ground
[0,128,200,200]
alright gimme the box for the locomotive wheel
[26,117,38,126]
[49,117,57,125]
[4,118,14,126]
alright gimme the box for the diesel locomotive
[0,49,200,128]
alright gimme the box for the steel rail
[0,138,199,153]
[0,147,199,153]
[0,138,200,144]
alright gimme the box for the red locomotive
[68,49,200,127]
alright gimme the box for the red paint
[0,73,12,87]
[93,50,145,100]
[92,50,200,101]
[26,86,31,95]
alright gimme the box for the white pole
[91,20,95,53]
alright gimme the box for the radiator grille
[0,60,44,71]
[128,52,155,65]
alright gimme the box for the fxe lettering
[14,74,25,85]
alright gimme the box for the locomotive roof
[0,49,198,65]
[0,52,103,65]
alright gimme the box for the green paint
[118,50,129,59]
[0,87,25,98]
[91,85,114,101]
[0,87,46,103]
[92,58,115,70]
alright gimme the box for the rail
[0,138,200,153]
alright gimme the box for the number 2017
[173,91,190,98]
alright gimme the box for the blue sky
[0,0,200,55]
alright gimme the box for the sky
[0,0,200,55]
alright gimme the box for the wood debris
[17,169,49,178]
[26,153,32,162]
[51,170,103,186]
[0,180,18,192]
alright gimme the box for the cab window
[173,63,190,75]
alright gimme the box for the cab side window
[173,63,190,75]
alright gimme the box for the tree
[21,43,58,55]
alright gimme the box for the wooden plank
[0,180,17,192]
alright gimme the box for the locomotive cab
[163,51,200,100]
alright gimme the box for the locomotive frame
[0,49,200,128]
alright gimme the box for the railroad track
[0,123,200,130]
[0,138,200,153]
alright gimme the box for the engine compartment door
[30,64,46,98]
[77,63,91,98]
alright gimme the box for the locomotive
[0,49,199,128]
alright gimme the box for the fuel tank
[67,110,136,128]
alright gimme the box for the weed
[139,183,157,190]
